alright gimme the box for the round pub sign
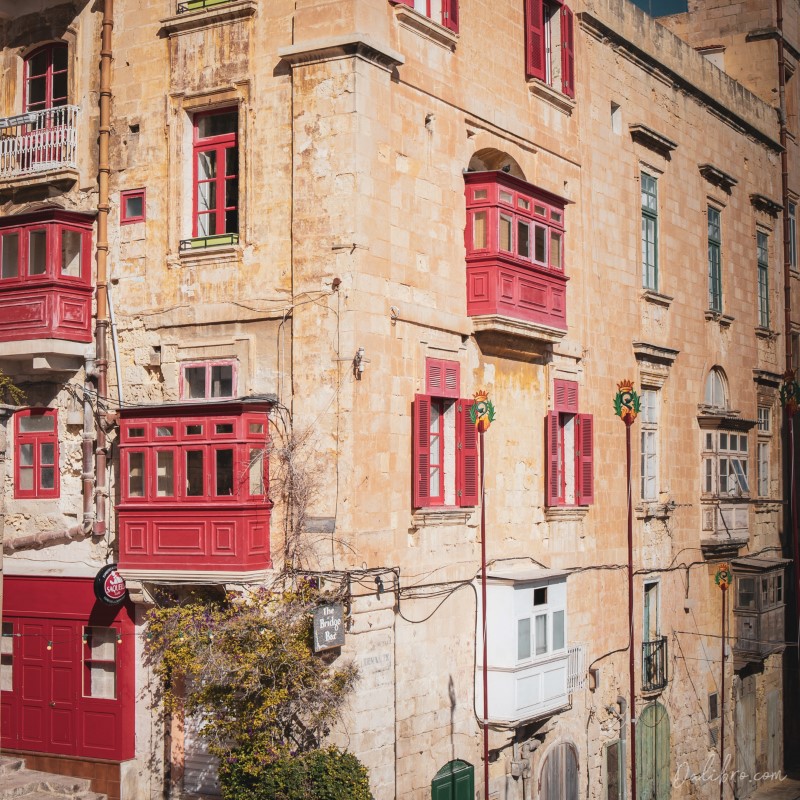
[94,564,127,605]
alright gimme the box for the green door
[431,760,474,800]
[636,703,671,800]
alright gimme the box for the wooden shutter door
[525,0,546,81]
[545,412,561,506]
[413,395,432,507]
[554,379,578,413]
[576,413,594,504]
[560,5,575,97]
[426,357,460,398]
[443,0,459,32]
[457,399,479,507]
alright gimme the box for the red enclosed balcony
[465,172,568,349]
[117,399,273,584]
[0,209,93,370]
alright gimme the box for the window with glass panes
[25,43,68,113]
[757,406,771,497]
[640,389,658,501]
[193,109,238,239]
[389,0,459,30]
[703,430,749,497]
[641,174,658,290]
[757,230,769,327]
[180,361,236,401]
[15,409,58,498]
[516,585,566,662]
[708,206,722,312]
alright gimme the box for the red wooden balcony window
[25,43,68,113]
[465,171,568,331]
[15,408,59,499]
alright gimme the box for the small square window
[181,361,237,401]
[120,189,146,224]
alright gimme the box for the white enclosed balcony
[0,106,79,185]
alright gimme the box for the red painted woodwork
[412,394,432,507]
[525,0,546,80]
[560,5,575,97]
[1,576,135,761]
[426,357,460,399]
[576,413,594,505]
[457,398,479,506]
[554,379,578,413]
[0,210,93,344]
[117,400,272,574]
[465,171,568,332]
[545,411,561,507]
[15,408,59,499]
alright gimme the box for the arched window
[704,368,728,409]
[25,43,68,113]
[539,742,579,800]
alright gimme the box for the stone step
[0,762,104,800]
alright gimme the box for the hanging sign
[714,563,732,592]
[94,563,127,605]
[313,602,345,652]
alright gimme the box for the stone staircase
[0,756,106,800]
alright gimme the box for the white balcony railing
[567,643,586,692]
[0,105,79,180]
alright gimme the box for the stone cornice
[696,411,756,431]
[699,163,738,193]
[278,35,404,73]
[745,27,800,62]
[629,124,678,158]
[750,193,783,217]
[753,369,783,388]
[632,341,680,366]
[159,0,257,36]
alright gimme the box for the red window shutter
[576,413,594,504]
[525,0,546,81]
[457,399,479,506]
[554,379,578,413]
[388,0,414,5]
[426,357,460,399]
[545,412,561,506]
[561,5,575,98]
[443,0,459,32]
[413,395,433,508]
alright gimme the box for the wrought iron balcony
[642,636,668,692]
[0,106,79,180]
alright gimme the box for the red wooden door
[15,619,78,755]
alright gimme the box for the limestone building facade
[0,0,795,798]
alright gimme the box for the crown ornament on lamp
[780,369,799,418]
[613,379,640,424]
[469,389,496,432]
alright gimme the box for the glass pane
[535,614,548,656]
[552,610,565,650]
[40,442,54,466]
[28,230,46,276]
[517,618,531,660]
[128,427,145,438]
[198,180,216,212]
[216,449,234,495]
[27,50,49,77]
[197,212,215,238]
[249,449,264,495]
[429,466,440,498]
[60,230,82,277]
[225,176,238,209]
[473,189,487,200]
[20,414,55,433]
[215,423,234,434]
[198,111,237,139]
[185,366,206,399]
[155,426,174,437]
[517,220,530,258]
[186,451,204,497]
[518,197,530,210]
[225,208,239,235]
[499,190,513,204]
[1,622,12,692]
[472,211,487,250]
[534,204,547,217]
[88,663,116,699]
[197,150,217,182]
[720,433,728,450]
[210,365,233,398]
[19,443,34,467]
[19,467,33,491]
[40,467,54,490]
[156,451,174,497]
[186,424,203,435]
[550,231,562,269]
[129,452,145,497]
[124,195,143,220]
[534,225,547,262]
[533,587,547,606]
[52,45,68,72]
[226,147,238,176]
[52,73,67,103]
[27,76,46,108]
[499,215,512,251]
[249,422,264,435]
[2,233,19,279]
[738,578,755,609]
[551,211,562,223]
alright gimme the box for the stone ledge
[411,508,474,527]
[545,505,590,522]
[527,80,576,115]
[392,5,458,50]
[279,34,404,72]
[641,289,673,308]
[159,0,257,35]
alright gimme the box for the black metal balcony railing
[642,636,668,692]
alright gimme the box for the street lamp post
[614,380,641,800]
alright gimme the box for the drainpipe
[94,0,114,535]
[617,696,628,800]
[776,0,791,376]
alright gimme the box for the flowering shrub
[144,583,362,792]
[219,746,371,800]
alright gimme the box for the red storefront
[1,575,135,762]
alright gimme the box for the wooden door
[735,675,756,798]
[767,688,780,773]
[540,742,579,800]
[431,760,474,800]
[636,703,670,800]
